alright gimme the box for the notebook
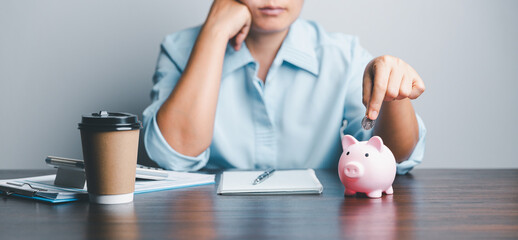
[217,169,323,195]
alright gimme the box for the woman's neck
[245,29,289,82]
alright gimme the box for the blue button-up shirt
[143,19,426,175]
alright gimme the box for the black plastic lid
[78,111,142,131]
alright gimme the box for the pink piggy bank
[338,135,396,198]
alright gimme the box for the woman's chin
[251,22,291,34]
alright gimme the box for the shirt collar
[277,19,320,76]
[222,19,319,77]
[222,43,255,78]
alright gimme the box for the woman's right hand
[204,0,252,51]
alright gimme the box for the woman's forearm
[156,0,251,157]
[156,26,228,157]
[373,99,419,163]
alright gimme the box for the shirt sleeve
[396,114,426,175]
[142,37,210,171]
[341,37,427,175]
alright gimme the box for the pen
[253,168,276,185]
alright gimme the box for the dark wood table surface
[0,169,517,240]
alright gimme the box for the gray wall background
[1,0,517,169]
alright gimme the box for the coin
[361,116,375,130]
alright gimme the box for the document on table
[217,169,323,195]
[0,171,215,203]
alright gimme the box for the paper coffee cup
[79,111,141,204]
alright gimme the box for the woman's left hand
[362,55,425,120]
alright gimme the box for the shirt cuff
[395,114,427,175]
[143,112,210,171]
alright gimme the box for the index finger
[367,63,390,120]
[362,61,373,108]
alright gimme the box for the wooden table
[0,169,517,239]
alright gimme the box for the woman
[143,0,426,174]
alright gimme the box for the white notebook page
[217,169,323,195]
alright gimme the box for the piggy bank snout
[344,162,364,178]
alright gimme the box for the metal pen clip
[0,182,48,197]
[7,182,48,191]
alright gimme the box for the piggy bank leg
[384,186,394,195]
[366,190,382,198]
[344,189,356,196]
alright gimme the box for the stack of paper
[0,171,215,203]
[217,169,323,195]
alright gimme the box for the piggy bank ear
[367,136,384,152]
[342,135,358,150]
